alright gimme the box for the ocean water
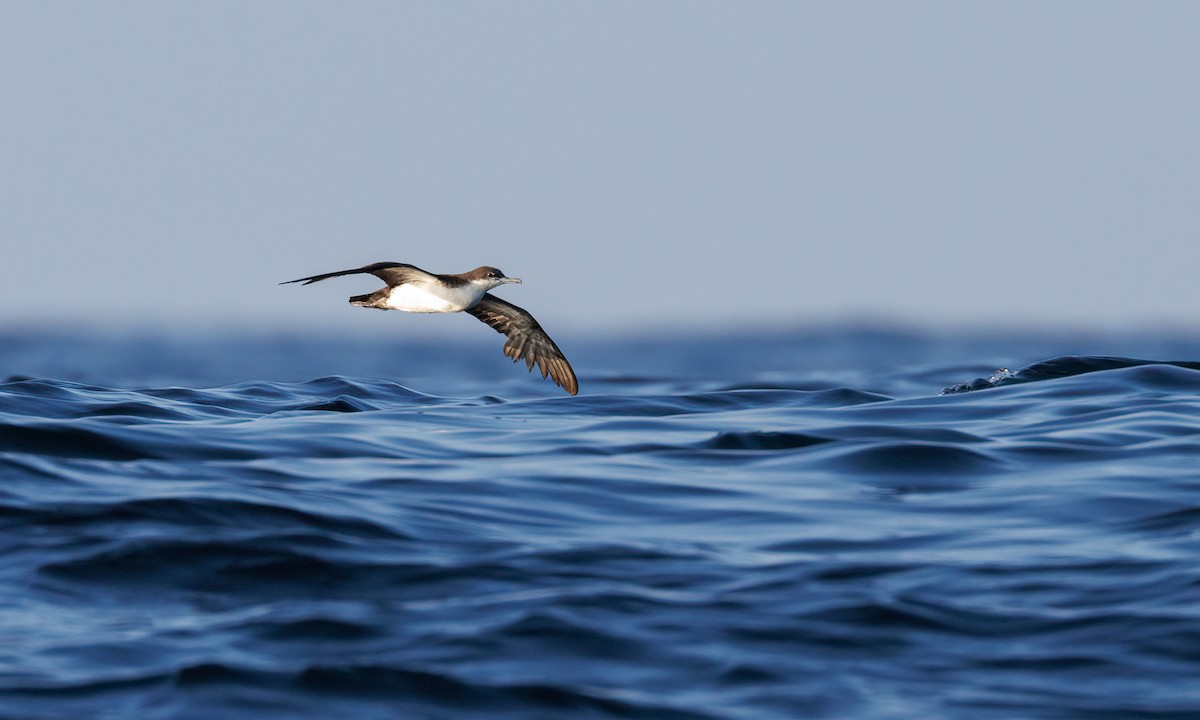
[2,327,1199,720]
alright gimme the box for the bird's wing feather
[467,294,578,395]
[280,262,435,287]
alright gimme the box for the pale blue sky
[2,2,1197,334]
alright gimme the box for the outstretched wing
[280,262,434,287]
[467,294,578,395]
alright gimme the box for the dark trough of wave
[2,330,1200,719]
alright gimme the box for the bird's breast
[384,283,479,313]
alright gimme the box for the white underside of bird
[383,282,484,313]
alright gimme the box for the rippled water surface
[2,328,1199,719]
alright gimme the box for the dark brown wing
[467,294,578,395]
[280,262,434,287]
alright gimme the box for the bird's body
[379,282,480,313]
[281,262,578,395]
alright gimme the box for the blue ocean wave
[2,334,1200,719]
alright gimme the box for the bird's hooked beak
[499,276,523,285]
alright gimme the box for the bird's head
[470,266,523,289]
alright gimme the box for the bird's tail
[350,291,385,309]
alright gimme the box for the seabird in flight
[281,262,578,395]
